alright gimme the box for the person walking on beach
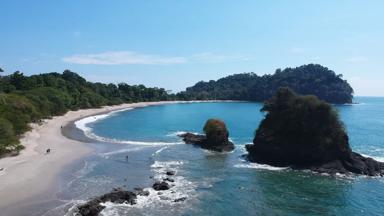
[125,155,129,161]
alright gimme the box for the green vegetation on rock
[203,119,229,144]
[179,118,234,152]
[246,87,384,175]
[247,87,349,165]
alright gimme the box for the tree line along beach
[1,64,384,215]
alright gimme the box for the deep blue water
[60,98,384,216]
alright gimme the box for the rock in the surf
[166,170,176,176]
[164,177,175,182]
[179,119,235,152]
[77,199,105,216]
[245,87,384,176]
[174,197,187,202]
[152,181,171,190]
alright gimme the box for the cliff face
[246,88,384,176]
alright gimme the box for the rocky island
[246,87,384,176]
[179,119,235,152]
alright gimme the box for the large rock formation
[246,87,384,176]
[179,119,235,152]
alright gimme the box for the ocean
[50,98,384,216]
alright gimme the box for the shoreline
[0,100,240,214]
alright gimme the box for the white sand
[0,100,232,208]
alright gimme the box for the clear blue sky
[1,0,383,95]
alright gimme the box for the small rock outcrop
[152,181,171,191]
[174,197,187,202]
[179,119,235,152]
[164,177,175,182]
[246,88,384,176]
[166,170,176,176]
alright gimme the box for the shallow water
[52,98,384,216]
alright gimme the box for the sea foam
[234,163,288,171]
[98,159,197,215]
[99,146,147,159]
[152,146,169,157]
[166,131,200,137]
[234,158,288,171]
[361,154,384,162]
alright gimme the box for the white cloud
[192,52,249,63]
[62,51,187,65]
[346,56,367,63]
[62,51,249,65]
[289,47,305,54]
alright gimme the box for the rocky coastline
[74,169,185,216]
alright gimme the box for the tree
[0,118,19,154]
[247,87,350,166]
[9,71,30,90]
[0,69,175,156]
[203,119,229,144]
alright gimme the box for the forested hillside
[0,69,175,155]
[178,64,353,104]
[0,64,354,156]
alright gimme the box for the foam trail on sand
[99,147,147,159]
[75,111,182,146]
[75,107,133,132]
[87,134,183,146]
[75,113,110,135]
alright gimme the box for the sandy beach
[0,100,232,211]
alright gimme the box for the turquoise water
[60,98,384,216]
